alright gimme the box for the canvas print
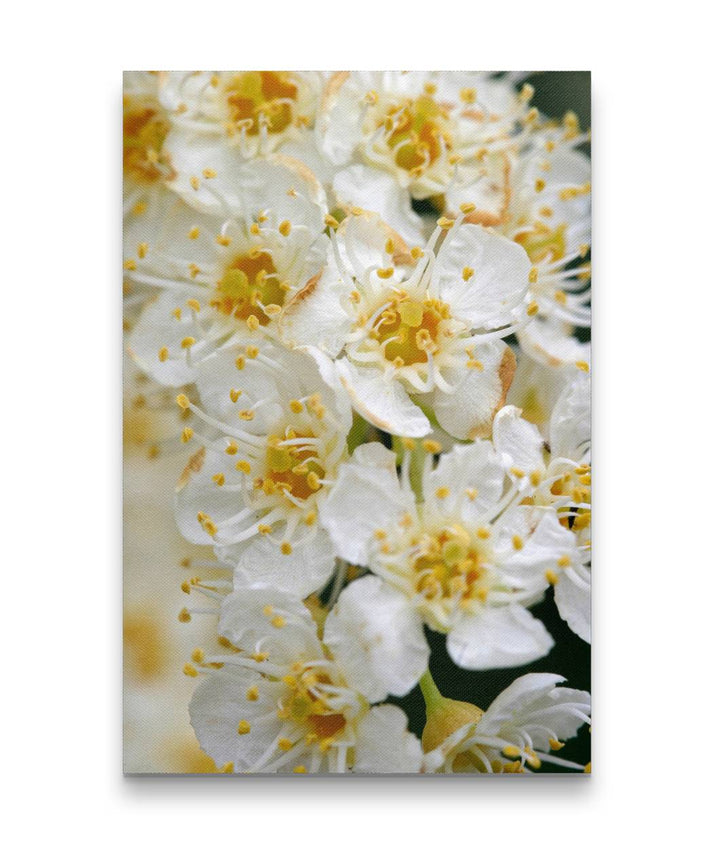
[123,71,591,775]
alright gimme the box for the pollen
[237,720,251,735]
[239,410,255,421]
[290,399,304,413]
[435,487,450,499]
[176,394,190,410]
[178,607,191,623]
[190,176,200,190]
[188,226,200,239]
[546,570,559,585]
[422,439,442,454]
[246,345,259,358]
[181,427,194,443]
[271,615,286,628]
[226,442,239,455]
[236,460,251,474]
[280,542,293,555]
[576,360,590,372]
[557,555,571,568]
[512,535,524,550]
[246,686,259,701]
[278,738,294,752]
[181,336,195,349]
[462,267,474,281]
[460,202,476,214]
[158,346,169,362]
[535,179,546,193]
[529,267,539,284]
[212,473,225,486]
[549,738,565,751]
[278,220,292,236]
[183,663,198,677]
[377,267,394,279]
[187,298,201,312]
[437,217,455,230]
[235,355,246,370]
[202,168,217,179]
[526,301,539,316]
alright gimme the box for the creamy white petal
[492,405,546,482]
[555,573,592,643]
[424,440,506,522]
[549,369,591,460]
[324,575,429,703]
[353,705,423,773]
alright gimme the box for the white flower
[187,583,423,773]
[422,673,590,774]
[281,211,529,438]
[493,369,591,642]
[173,342,352,598]
[126,158,328,388]
[320,440,579,669]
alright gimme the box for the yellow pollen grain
[278,738,293,752]
[176,394,190,410]
[520,83,535,102]
[554,290,567,304]
[187,298,201,313]
[257,524,272,535]
[377,267,394,279]
[202,168,217,179]
[281,542,293,555]
[476,527,491,539]
[252,652,268,662]
[374,529,387,540]
[435,487,450,499]
[467,359,484,371]
[123,259,137,271]
[158,346,169,362]
[410,246,424,260]
[226,442,239,456]
[183,663,198,677]
[535,179,546,193]
[384,237,395,255]
[539,205,554,218]
[306,472,320,491]
[549,738,565,751]
[293,766,307,774]
[132,201,147,216]
[178,607,191,623]
[460,202,476,214]
[462,267,474,281]
[190,176,200,191]
[137,243,148,259]
[236,460,251,474]
[422,439,442,454]
[271,615,286,628]
[172,307,182,320]
[460,87,476,103]
[216,234,231,247]
[229,388,241,403]
[188,263,201,278]
[529,267,539,284]
[180,580,191,594]
[510,467,526,478]
[188,226,200,239]
[502,745,521,759]
[239,410,255,421]
[401,437,416,450]
[237,719,251,735]
[212,473,225,486]
[289,399,304,414]
[466,488,478,500]
[576,360,590,372]
[278,220,292,237]
[304,510,317,526]
[557,555,571,568]
[247,314,261,331]
[220,763,234,774]
[246,686,259,701]
[191,648,204,664]
[324,214,339,229]
[181,336,195,349]
[235,355,246,370]
[512,535,524,550]
[526,301,539,316]
[181,427,194,443]
[530,470,542,487]
[584,763,592,774]
[546,570,559,585]
[437,217,455,230]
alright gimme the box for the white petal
[337,359,431,437]
[446,605,554,669]
[319,443,410,566]
[555,572,592,643]
[324,576,429,703]
[492,405,546,485]
[435,224,530,329]
[353,705,423,773]
[425,440,505,523]
[517,316,591,368]
[496,507,578,586]
[431,343,515,440]
[549,369,591,460]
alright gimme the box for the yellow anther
[423,81,437,95]
[530,470,542,487]
[181,336,195,349]
[529,267,539,284]
[410,246,424,260]
[229,388,242,403]
[216,234,231,247]
[183,663,198,677]
[203,519,218,536]
[176,394,190,410]
[462,267,474,281]
[178,607,191,623]
[364,89,378,104]
[239,410,255,421]
[520,83,535,102]
[225,442,239,457]
[235,355,246,370]
[466,359,484,371]
[202,167,217,179]
[123,258,137,271]
[271,615,286,628]
[512,535,524,550]
[579,243,590,258]
[237,720,251,734]
[510,467,526,478]
[546,570,559,585]
[437,217,455,230]
[278,738,293,752]
[132,201,147,216]
[584,763,592,774]
[465,488,478,500]
[236,460,251,474]
[557,555,571,568]
[158,346,169,362]
[460,202,476,214]
[539,205,554,218]
[257,524,272,535]
[400,437,416,450]
[435,487,450,499]
[220,763,234,774]
[384,237,395,255]
[137,243,148,259]
[181,427,194,443]
[278,220,292,237]
[187,299,201,313]
[188,263,201,278]
[180,580,191,594]
[172,307,182,321]
[374,529,387,540]
[548,738,565,751]
[306,472,320,491]
[535,179,546,193]
[554,290,567,304]
[190,176,200,191]
[212,473,225,486]
[281,542,293,555]
[525,107,539,125]
[289,399,304,414]
[191,648,204,664]
[249,223,260,236]
[422,439,442,454]
[476,527,491,539]
[460,87,476,103]
[576,360,590,372]
[246,315,260,331]
[188,226,200,240]
[252,651,268,662]
[293,766,307,774]
[324,214,339,229]
[526,301,539,316]
[502,745,522,759]
[246,686,259,701]
[377,267,394,279]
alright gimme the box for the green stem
[419,669,445,714]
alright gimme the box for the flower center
[123,98,171,185]
[413,526,489,603]
[516,223,567,265]
[279,666,347,740]
[212,251,286,326]
[263,429,325,502]
[370,295,450,366]
[380,94,452,174]
[224,71,298,136]
[550,464,591,533]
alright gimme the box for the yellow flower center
[263,430,325,502]
[224,71,299,136]
[551,465,591,533]
[279,667,347,741]
[212,251,286,326]
[370,295,450,366]
[381,94,452,174]
[413,527,489,603]
[123,97,172,185]
[515,222,567,265]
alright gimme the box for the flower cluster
[124,70,591,774]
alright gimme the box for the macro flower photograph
[123,69,591,775]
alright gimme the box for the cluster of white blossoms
[124,70,591,774]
